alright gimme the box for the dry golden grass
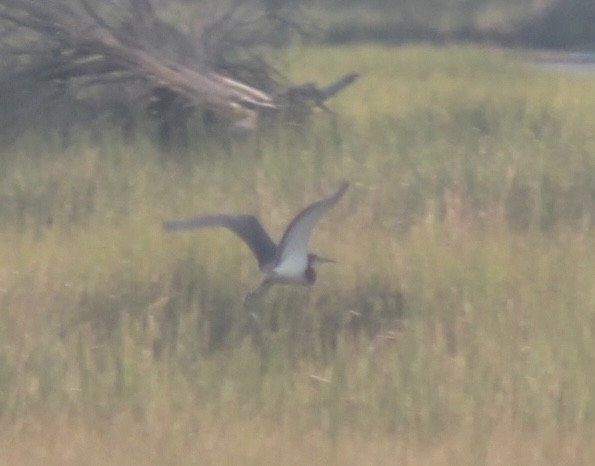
[2,409,594,466]
[1,45,595,464]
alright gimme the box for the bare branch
[0,0,357,143]
[79,0,123,41]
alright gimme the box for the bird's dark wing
[163,214,277,270]
[276,181,349,267]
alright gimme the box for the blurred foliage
[309,0,595,48]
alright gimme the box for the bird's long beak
[312,254,336,264]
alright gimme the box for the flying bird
[163,182,349,302]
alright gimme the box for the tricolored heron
[163,181,349,302]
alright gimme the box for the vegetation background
[312,0,595,47]
[1,0,595,465]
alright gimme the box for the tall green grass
[1,45,595,464]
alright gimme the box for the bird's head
[305,253,335,285]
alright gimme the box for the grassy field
[1,45,595,464]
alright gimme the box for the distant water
[531,51,595,74]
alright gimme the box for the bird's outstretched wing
[276,182,349,270]
[163,215,278,270]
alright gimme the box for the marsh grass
[1,45,595,463]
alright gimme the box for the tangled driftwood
[0,0,358,146]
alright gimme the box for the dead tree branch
[0,0,358,146]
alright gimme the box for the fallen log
[0,0,358,145]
